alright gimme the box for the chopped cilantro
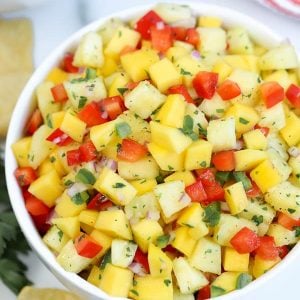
[203,202,221,227]
[180,115,198,141]
[75,168,96,185]
[294,226,300,237]
[115,122,132,138]
[112,182,126,188]
[180,68,192,76]
[71,191,89,205]
[252,215,264,226]
[288,208,296,214]
[156,234,170,248]
[78,96,87,109]
[117,87,128,95]
[130,289,139,296]
[163,279,171,287]
[239,117,249,125]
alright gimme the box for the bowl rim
[5,1,300,299]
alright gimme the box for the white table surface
[1,0,299,299]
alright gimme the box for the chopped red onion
[235,140,244,150]
[67,182,88,197]
[101,111,108,119]
[128,262,147,276]
[191,50,201,60]
[146,210,160,221]
[78,67,86,74]
[179,192,191,205]
[288,146,300,158]
[156,21,165,30]
[99,156,118,171]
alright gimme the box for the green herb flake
[294,226,300,237]
[156,234,170,248]
[117,87,128,96]
[200,161,207,168]
[112,182,126,188]
[252,215,264,226]
[167,165,174,171]
[100,250,112,270]
[239,117,249,125]
[216,108,224,113]
[115,122,132,138]
[197,124,207,137]
[71,191,89,205]
[180,68,192,76]
[203,202,221,227]
[130,289,139,296]
[180,115,198,141]
[75,168,96,185]
[236,273,252,289]
[288,208,296,214]
[78,96,88,109]
[85,68,97,79]
[57,228,63,242]
[46,114,53,128]
[64,180,74,187]
[163,279,171,287]
[210,286,226,297]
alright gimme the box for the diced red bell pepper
[260,81,284,108]
[195,168,216,186]
[197,285,211,300]
[185,28,199,47]
[87,193,113,211]
[25,195,51,216]
[26,108,43,135]
[136,10,164,40]
[254,124,270,137]
[277,245,289,259]
[286,83,300,108]
[100,96,125,120]
[62,53,79,73]
[78,101,108,127]
[134,248,149,273]
[217,80,241,100]
[256,236,279,260]
[212,150,235,171]
[66,149,81,166]
[185,180,208,203]
[246,181,262,198]
[172,27,187,41]
[150,25,173,53]
[32,213,51,235]
[203,182,224,203]
[163,244,181,257]
[117,139,148,162]
[79,140,98,162]
[51,83,68,102]
[14,167,37,187]
[277,212,300,231]
[230,227,260,254]
[193,71,218,99]
[74,233,103,258]
[46,128,73,146]
[168,84,194,104]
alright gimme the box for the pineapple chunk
[148,142,185,171]
[224,55,259,73]
[250,159,282,193]
[90,229,113,258]
[73,32,104,68]
[95,210,132,240]
[196,27,226,54]
[111,239,137,268]
[280,111,300,146]
[43,225,69,253]
[211,272,241,294]
[165,171,196,187]
[212,60,233,83]
[79,210,99,227]
[99,263,133,297]
[267,148,291,182]
[52,217,80,239]
[60,112,86,143]
[227,28,254,55]
[150,121,192,154]
[46,67,68,85]
[184,140,213,171]
[121,49,159,82]
[207,117,236,152]
[173,257,208,294]
[104,26,140,58]
[129,178,157,196]
[223,247,249,272]
[243,129,267,150]
[166,46,190,62]
[289,156,300,184]
[131,219,163,253]
[154,3,192,23]
[258,102,286,131]
[267,224,298,246]
[49,111,65,129]
[125,81,166,119]
[224,182,249,215]
[154,181,190,218]
[156,94,186,128]
[98,18,124,45]
[173,288,194,300]
[199,94,230,119]
[108,71,130,97]
[94,167,137,206]
[148,243,172,277]
[198,16,222,27]
[149,58,182,92]
[252,255,280,278]
[264,70,293,90]
[234,149,267,171]
[11,137,32,167]
[185,103,208,134]
[118,156,160,180]
[189,237,222,275]
[29,170,63,207]
[171,227,197,257]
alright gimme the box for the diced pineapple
[234,149,267,171]
[11,137,32,167]
[29,170,63,207]
[60,112,86,143]
[90,229,113,258]
[154,3,192,23]
[118,156,160,180]
[131,219,163,253]
[267,148,291,182]
[243,129,267,150]
[94,167,137,206]
[212,60,233,83]
[87,265,102,286]
[207,117,236,152]
[95,210,132,240]
[46,67,68,85]
[173,257,208,294]
[227,28,254,54]
[121,49,159,82]
[43,225,69,253]
[267,132,289,161]
[224,182,249,215]
[52,217,80,239]
[198,16,222,27]
[189,237,222,275]
[148,243,172,277]
[211,272,241,294]
[258,102,286,131]
[148,142,185,172]
[289,156,300,184]
[264,70,293,90]
[280,111,300,146]
[223,247,249,272]
[165,171,196,187]
[166,46,189,62]
[98,18,124,45]
[79,210,99,227]
[199,94,230,118]
[99,263,133,297]
[111,239,137,268]
[173,288,194,300]
[196,27,226,54]
[129,178,157,196]
[252,255,280,278]
[104,26,140,58]
[267,224,298,246]
[125,81,166,119]
[224,55,259,73]
[57,240,92,273]
[250,159,283,193]
[184,139,213,171]
[185,103,208,134]
[73,32,104,68]
[171,227,197,257]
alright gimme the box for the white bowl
[5,2,300,300]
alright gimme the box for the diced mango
[172,227,197,257]
[224,182,249,215]
[252,255,280,278]
[60,112,86,143]
[166,46,189,62]
[98,55,118,77]
[129,178,157,196]
[234,149,267,171]
[11,136,32,167]
[223,247,249,272]
[50,111,66,129]
[148,243,172,277]
[198,16,222,27]
[243,129,267,150]
[90,229,113,258]
[211,272,241,294]
[280,111,300,146]
[46,67,68,84]
[212,60,232,83]
[108,71,130,97]
[78,210,99,227]
[87,265,102,286]
[52,217,80,239]
[164,171,196,186]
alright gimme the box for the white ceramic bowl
[5,2,300,300]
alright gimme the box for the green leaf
[288,208,296,214]
[78,96,88,109]
[163,279,171,287]
[236,273,252,289]
[294,226,300,237]
[117,87,128,96]
[156,234,170,248]
[197,124,207,137]
[100,250,111,270]
[75,168,96,185]
[112,182,126,188]
[180,115,198,141]
[210,285,226,297]
[180,68,192,76]
[85,68,97,79]
[215,171,231,185]
[115,122,132,138]
[71,191,89,205]
[251,215,264,226]
[239,117,249,125]
[233,171,252,190]
[203,202,221,227]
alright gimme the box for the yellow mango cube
[224,55,259,73]
[94,167,137,206]
[149,58,182,92]
[211,272,241,294]
[52,217,80,239]
[11,136,32,167]
[46,67,68,84]
[90,229,113,258]
[121,49,159,82]
[212,60,232,83]
[280,111,300,146]
[99,263,133,297]
[172,227,197,257]
[250,160,282,193]
[108,71,130,97]
[87,265,102,286]
[95,210,132,240]
[184,140,213,171]
[150,121,192,154]
[48,150,67,177]
[166,46,189,62]
[129,178,157,196]
[38,159,56,177]
[148,244,173,277]
[156,94,186,128]
[79,210,99,227]
[234,149,267,171]
[243,129,267,150]
[198,16,222,27]
[60,112,86,143]
[224,182,249,215]
[98,56,118,77]
[50,111,65,129]
[164,171,196,186]
[223,247,249,272]
[131,219,163,253]
[29,170,63,207]
[252,255,280,278]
